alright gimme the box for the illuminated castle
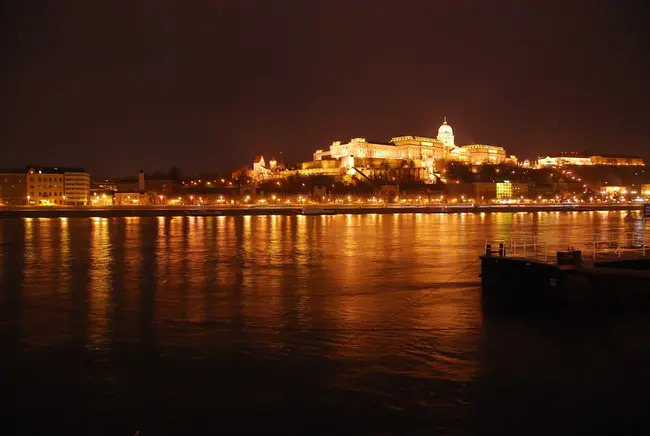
[251,118,513,181]
[313,118,508,166]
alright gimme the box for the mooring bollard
[499,242,506,256]
[485,243,492,256]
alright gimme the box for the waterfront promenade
[0,203,643,218]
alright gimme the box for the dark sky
[3,0,650,177]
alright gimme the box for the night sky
[3,0,649,177]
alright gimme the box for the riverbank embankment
[0,203,643,218]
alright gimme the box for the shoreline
[0,203,644,218]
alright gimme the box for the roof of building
[438,118,453,135]
[27,166,87,174]
[461,144,505,150]
[560,151,590,158]
[592,154,643,159]
[390,135,441,145]
[2,166,87,174]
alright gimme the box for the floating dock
[480,232,650,310]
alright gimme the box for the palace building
[537,152,644,167]
[252,118,513,182]
[312,118,508,166]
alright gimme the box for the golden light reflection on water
[118,216,142,332]
[184,216,208,323]
[4,211,647,382]
[59,218,70,291]
[88,218,111,346]
[22,218,35,286]
[236,215,254,310]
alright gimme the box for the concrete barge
[480,240,650,311]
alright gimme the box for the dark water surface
[1,212,649,435]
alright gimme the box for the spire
[443,116,447,124]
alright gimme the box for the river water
[1,211,649,435]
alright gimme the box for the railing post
[641,235,645,257]
[545,243,548,263]
[593,240,597,261]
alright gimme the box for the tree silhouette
[168,166,182,181]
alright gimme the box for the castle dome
[436,117,455,147]
[438,117,453,136]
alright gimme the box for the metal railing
[485,231,648,263]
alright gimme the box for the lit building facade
[538,153,644,167]
[313,120,507,166]
[114,192,154,206]
[64,171,91,205]
[2,167,90,205]
[496,181,529,200]
[114,170,180,198]
[590,155,645,166]
[642,184,650,197]
[320,136,446,161]
[111,171,168,206]
[89,191,114,206]
[26,167,67,205]
[600,186,629,198]
[448,181,530,201]
[462,144,508,165]
[253,118,510,182]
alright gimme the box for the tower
[437,117,455,148]
[138,169,145,192]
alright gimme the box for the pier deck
[480,231,650,309]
